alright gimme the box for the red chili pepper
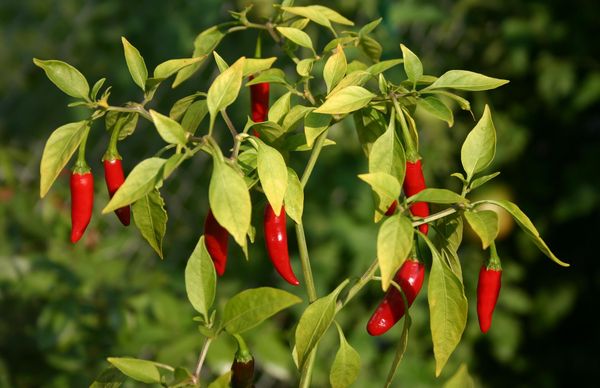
[204,209,229,276]
[367,259,425,336]
[250,81,269,123]
[404,160,430,234]
[103,158,130,226]
[477,265,502,334]
[70,171,94,243]
[264,204,300,286]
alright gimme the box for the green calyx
[102,124,122,162]
[233,334,253,363]
[486,241,502,271]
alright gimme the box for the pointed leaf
[304,112,332,148]
[173,26,224,87]
[464,210,498,249]
[256,140,288,215]
[268,92,292,124]
[223,287,302,334]
[324,45,347,94]
[330,323,360,388]
[309,5,354,25]
[121,37,147,91]
[417,96,454,127]
[358,172,401,222]
[182,100,209,134]
[185,236,216,320]
[369,116,406,184]
[107,358,161,384]
[243,57,277,77]
[209,156,251,246]
[377,215,414,290]
[314,86,375,115]
[400,44,423,87]
[461,105,496,180]
[33,59,90,99]
[427,70,509,91]
[132,189,167,259]
[277,27,314,52]
[154,56,206,79]
[39,121,89,197]
[469,172,500,191]
[150,110,188,145]
[281,6,332,29]
[444,364,475,388]
[367,59,404,75]
[285,168,304,225]
[295,280,349,368]
[296,58,314,77]
[407,188,467,205]
[207,57,245,118]
[328,71,371,98]
[103,158,166,213]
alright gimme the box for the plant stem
[337,258,379,312]
[221,109,238,138]
[300,129,328,188]
[105,105,152,121]
[299,351,317,388]
[193,337,212,385]
[412,206,458,227]
[295,222,317,303]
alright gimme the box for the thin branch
[192,337,212,385]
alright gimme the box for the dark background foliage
[1,0,598,386]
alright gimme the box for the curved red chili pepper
[204,209,229,276]
[70,171,94,243]
[385,200,398,216]
[367,259,425,336]
[264,204,300,286]
[477,266,502,333]
[103,158,130,226]
[404,160,430,234]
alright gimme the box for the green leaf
[132,189,167,259]
[400,44,423,88]
[246,68,287,86]
[207,57,245,119]
[328,71,372,98]
[121,37,147,91]
[323,36,358,53]
[281,6,332,29]
[423,237,467,377]
[185,236,216,321]
[90,78,106,101]
[304,112,332,148]
[426,70,509,91]
[251,121,287,143]
[324,45,347,94]
[295,280,349,368]
[358,172,401,222]
[309,5,354,25]
[210,52,228,72]
[268,92,292,124]
[256,140,288,215]
[173,26,224,87]
[353,107,386,156]
[407,188,467,205]
[330,323,360,388]
[384,309,411,388]
[277,27,314,52]
[181,100,209,135]
[209,156,251,246]
[150,110,188,145]
[162,153,187,181]
[33,59,90,100]
[366,59,403,75]
[417,96,454,127]
[282,105,314,131]
[463,210,498,249]
[103,157,167,214]
[106,358,162,384]
[223,287,302,334]
[369,116,406,185]
[359,36,382,62]
[461,105,496,181]
[296,58,314,77]
[359,18,382,36]
[90,367,125,388]
[377,215,414,291]
[154,56,206,79]
[105,111,139,141]
[479,200,569,266]
[469,172,500,191]
[243,57,277,77]
[427,90,472,113]
[314,86,376,115]
[169,94,200,121]
[39,120,89,197]
[285,168,304,225]
[444,363,475,388]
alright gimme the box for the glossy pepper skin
[264,204,300,286]
[250,81,270,123]
[385,200,398,216]
[70,171,94,243]
[231,336,255,388]
[404,160,430,234]
[367,259,425,336]
[103,158,130,226]
[204,209,229,276]
[477,266,502,333]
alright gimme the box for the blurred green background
[1,0,599,387]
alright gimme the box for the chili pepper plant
[34,1,569,386]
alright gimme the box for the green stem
[221,109,238,138]
[300,129,328,188]
[412,206,458,228]
[103,124,122,161]
[193,337,212,384]
[105,105,152,121]
[299,351,317,388]
[391,95,419,162]
[488,241,502,270]
[73,126,91,173]
[337,258,379,312]
[295,222,317,303]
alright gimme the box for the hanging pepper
[70,170,94,243]
[477,243,502,333]
[204,209,229,276]
[367,258,425,336]
[230,334,255,388]
[264,204,300,286]
[404,160,430,234]
[250,81,270,123]
[385,200,398,216]
[103,158,130,226]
